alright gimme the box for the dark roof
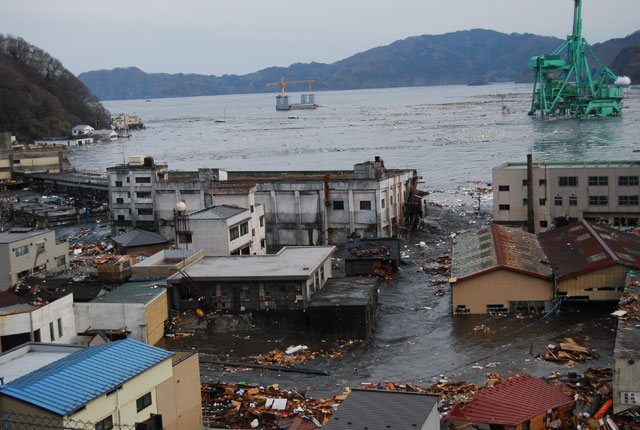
[447,374,574,426]
[344,236,400,262]
[0,339,173,416]
[111,229,169,248]
[539,220,640,280]
[188,204,246,220]
[0,291,26,308]
[452,225,551,281]
[323,389,438,430]
[15,279,106,303]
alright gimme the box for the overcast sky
[3,0,639,76]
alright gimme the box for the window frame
[359,200,372,210]
[136,392,152,413]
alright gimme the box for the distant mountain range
[79,29,640,101]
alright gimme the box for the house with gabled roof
[450,225,553,314]
[0,339,202,430]
[446,373,575,430]
[539,220,640,301]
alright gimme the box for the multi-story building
[175,204,266,256]
[107,156,423,246]
[0,229,69,290]
[493,160,640,233]
[0,339,202,430]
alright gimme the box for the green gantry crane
[528,0,624,117]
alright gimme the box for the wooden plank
[560,342,589,354]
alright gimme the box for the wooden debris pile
[359,378,485,413]
[201,382,346,429]
[537,337,600,368]
[421,252,451,276]
[253,341,361,368]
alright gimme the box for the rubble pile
[254,342,361,368]
[616,288,640,320]
[420,252,451,276]
[359,378,484,413]
[537,337,600,368]
[201,382,346,429]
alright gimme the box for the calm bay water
[70,84,640,190]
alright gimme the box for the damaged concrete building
[107,156,424,246]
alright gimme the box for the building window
[114,181,122,187]
[126,177,130,183]
[136,392,152,412]
[498,185,509,191]
[554,196,562,206]
[360,200,372,210]
[261,239,266,249]
[136,191,151,198]
[498,204,510,211]
[381,198,385,209]
[250,205,254,213]
[522,179,528,186]
[135,176,151,184]
[229,226,239,240]
[57,318,63,338]
[116,198,124,204]
[260,216,264,227]
[240,222,249,236]
[619,195,639,206]
[241,246,251,255]
[138,208,153,215]
[117,215,125,221]
[619,176,639,186]
[56,255,66,268]
[539,179,546,186]
[522,199,528,206]
[252,228,255,237]
[569,196,577,206]
[540,220,548,228]
[14,245,29,257]
[95,415,113,430]
[559,176,578,186]
[539,198,546,206]
[178,232,192,243]
[588,176,608,186]
[390,195,394,205]
[49,322,55,341]
[589,196,608,206]
[333,200,344,210]
[36,242,45,253]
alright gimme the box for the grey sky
[2,0,639,76]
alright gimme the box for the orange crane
[266,76,315,99]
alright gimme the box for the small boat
[145,99,152,102]
[288,115,299,119]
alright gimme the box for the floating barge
[276,93,318,110]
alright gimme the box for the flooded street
[162,202,617,398]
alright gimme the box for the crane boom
[266,76,315,99]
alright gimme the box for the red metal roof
[448,374,574,426]
[539,220,640,280]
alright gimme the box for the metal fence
[0,412,137,430]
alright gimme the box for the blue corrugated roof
[0,339,173,416]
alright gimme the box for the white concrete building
[176,204,266,256]
[34,136,93,147]
[0,229,69,291]
[108,157,422,246]
[0,293,76,352]
[91,129,118,142]
[493,160,640,233]
[71,125,94,136]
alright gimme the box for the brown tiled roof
[539,220,640,280]
[448,374,574,426]
[0,290,25,308]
